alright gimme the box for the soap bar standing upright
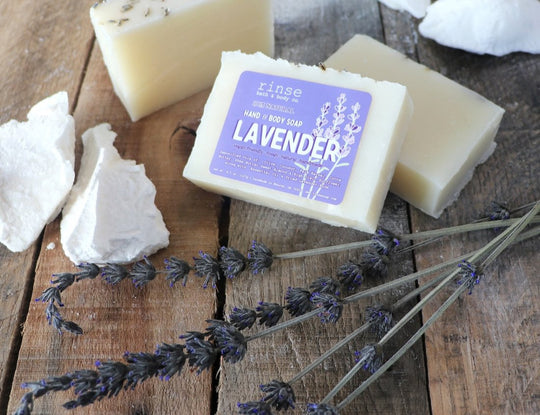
[325,35,505,217]
[183,51,413,233]
[90,0,274,121]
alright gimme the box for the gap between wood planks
[0,34,97,415]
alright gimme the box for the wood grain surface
[1,1,538,414]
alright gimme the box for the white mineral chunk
[419,0,540,56]
[61,123,169,264]
[0,91,75,252]
[379,0,430,19]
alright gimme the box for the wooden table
[1,1,538,414]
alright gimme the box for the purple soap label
[209,71,372,204]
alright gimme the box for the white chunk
[0,92,75,252]
[183,51,413,233]
[90,0,274,121]
[61,123,169,264]
[419,0,540,56]
[379,0,430,19]
[325,35,505,217]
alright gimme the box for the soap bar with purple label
[183,51,413,233]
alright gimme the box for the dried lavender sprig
[377,202,539,348]
[274,215,538,260]
[326,202,539,411]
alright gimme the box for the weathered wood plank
[381,6,540,415]
[7,12,222,415]
[0,1,95,410]
[217,1,430,413]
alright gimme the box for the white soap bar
[325,35,505,217]
[0,92,75,252]
[378,0,430,19]
[419,0,540,56]
[90,0,274,121]
[61,123,169,264]
[183,51,413,233]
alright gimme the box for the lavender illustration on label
[209,71,371,206]
[296,94,362,201]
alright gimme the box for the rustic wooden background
[0,1,538,414]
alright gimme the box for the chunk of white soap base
[325,35,505,217]
[183,51,413,233]
[419,0,540,56]
[90,0,274,121]
[378,0,430,19]
[0,91,75,252]
[61,123,169,264]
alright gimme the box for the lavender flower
[95,360,130,398]
[130,256,156,288]
[50,272,75,292]
[219,246,247,279]
[247,241,274,274]
[457,260,483,294]
[229,307,257,330]
[164,256,191,287]
[306,403,340,414]
[206,320,247,364]
[185,336,218,374]
[14,392,34,415]
[256,302,283,327]
[372,228,400,256]
[284,287,312,317]
[260,379,296,410]
[155,343,186,380]
[309,277,341,297]
[487,201,510,221]
[35,287,63,306]
[361,250,390,278]
[355,344,382,374]
[237,401,274,415]
[193,251,222,289]
[310,292,343,324]
[336,261,363,291]
[365,305,394,338]
[124,352,163,388]
[75,263,101,281]
[45,302,82,335]
[69,369,98,396]
[101,263,129,285]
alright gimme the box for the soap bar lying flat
[325,35,505,217]
[61,123,169,264]
[183,51,413,233]
[0,92,75,252]
[90,0,274,121]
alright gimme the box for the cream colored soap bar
[183,51,413,233]
[90,0,274,121]
[325,35,505,217]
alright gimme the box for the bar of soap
[90,0,274,121]
[325,35,505,217]
[61,123,169,264]
[0,92,75,252]
[183,51,413,233]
